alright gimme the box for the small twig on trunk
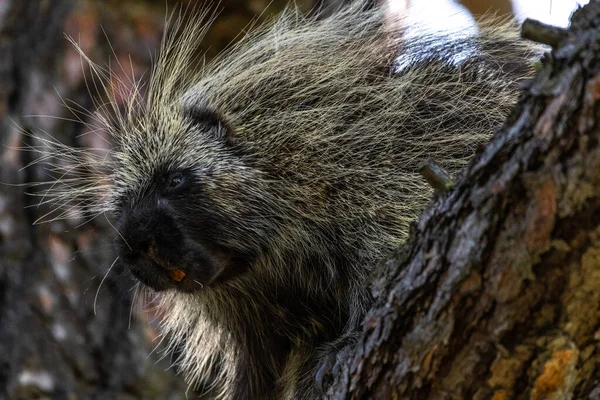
[420,159,453,193]
[521,18,567,47]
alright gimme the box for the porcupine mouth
[126,238,228,293]
[116,200,251,293]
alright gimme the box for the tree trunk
[327,1,600,399]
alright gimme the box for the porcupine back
[35,3,540,399]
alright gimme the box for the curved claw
[315,353,336,395]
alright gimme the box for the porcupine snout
[115,197,219,293]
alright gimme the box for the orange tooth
[169,269,186,282]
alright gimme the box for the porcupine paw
[315,352,337,394]
[315,333,358,395]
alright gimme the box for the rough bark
[327,1,600,399]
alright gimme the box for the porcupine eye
[165,171,188,193]
[168,172,183,188]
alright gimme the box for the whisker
[129,282,140,330]
[104,211,131,251]
[93,256,119,315]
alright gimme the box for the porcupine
[36,2,541,399]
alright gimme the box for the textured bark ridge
[328,1,600,398]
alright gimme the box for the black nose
[117,205,184,263]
